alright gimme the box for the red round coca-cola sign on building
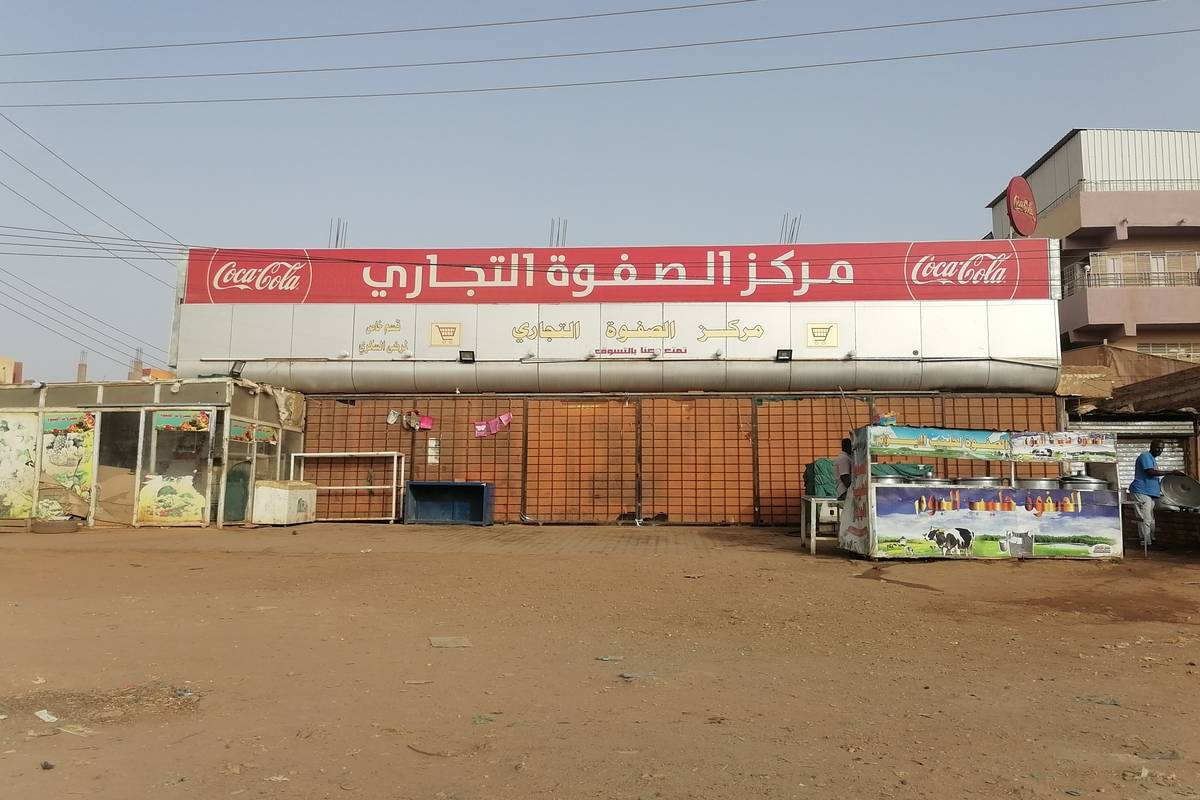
[203,249,313,304]
[1006,176,1038,237]
[904,240,1021,302]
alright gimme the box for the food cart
[838,425,1122,559]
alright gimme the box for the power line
[0,222,1094,283]
[2,25,1194,109]
[0,285,168,366]
[0,142,181,270]
[0,0,760,59]
[0,227,1077,266]
[0,237,184,254]
[0,118,183,361]
[0,246,1076,283]
[0,177,175,287]
[0,0,1167,86]
[0,297,166,370]
[0,229,171,246]
[0,265,169,354]
[0,271,169,358]
[0,223,189,243]
[0,248,182,259]
[0,226,1078,274]
[0,112,184,246]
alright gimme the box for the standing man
[835,438,853,500]
[1128,440,1184,547]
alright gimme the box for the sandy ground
[1,524,1199,800]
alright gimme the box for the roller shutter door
[1115,438,1185,489]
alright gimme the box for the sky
[1,0,1198,381]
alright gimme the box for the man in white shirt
[835,438,853,500]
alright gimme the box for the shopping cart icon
[430,322,462,346]
[807,323,838,347]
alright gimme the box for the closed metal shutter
[1070,420,1194,436]
[1116,438,1185,489]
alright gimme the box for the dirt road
[2,525,1199,799]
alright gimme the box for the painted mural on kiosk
[0,412,38,519]
[869,427,1117,463]
[838,428,872,557]
[137,474,207,525]
[39,413,95,515]
[873,486,1122,560]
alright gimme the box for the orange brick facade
[304,394,1062,524]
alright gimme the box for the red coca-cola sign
[904,240,1020,301]
[204,249,313,304]
[185,241,1050,304]
[1006,176,1038,237]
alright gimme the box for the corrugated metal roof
[988,129,1084,208]
[1069,419,1195,435]
[986,127,1200,208]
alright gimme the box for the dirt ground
[2,524,1199,800]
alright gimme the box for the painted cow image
[925,527,974,556]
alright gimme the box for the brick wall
[1122,505,1200,551]
[304,393,1062,525]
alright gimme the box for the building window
[1136,342,1200,362]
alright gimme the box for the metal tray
[1161,474,1200,509]
[1015,479,1060,491]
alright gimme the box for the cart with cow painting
[838,425,1123,560]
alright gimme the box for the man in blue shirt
[1128,440,1185,547]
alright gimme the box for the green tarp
[805,459,932,498]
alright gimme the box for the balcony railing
[1040,178,1200,216]
[1062,251,1200,297]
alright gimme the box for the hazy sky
[2,0,1198,380]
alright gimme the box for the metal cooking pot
[1059,474,1109,491]
[1161,474,1200,508]
[915,477,955,486]
[1015,479,1060,491]
[872,475,909,485]
[959,476,1007,488]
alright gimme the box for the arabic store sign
[353,311,778,359]
[512,319,759,357]
[186,239,1052,305]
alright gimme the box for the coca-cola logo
[205,249,313,303]
[1006,176,1038,237]
[904,241,1020,301]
